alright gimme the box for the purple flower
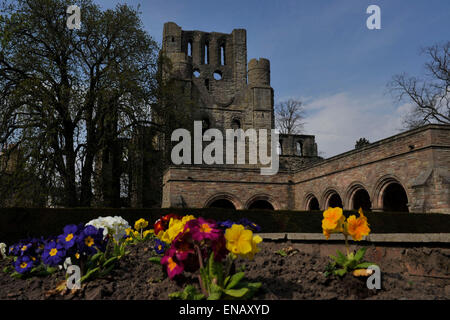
[42,241,66,267]
[57,224,79,250]
[76,225,105,255]
[154,239,167,255]
[14,255,35,274]
[238,218,261,232]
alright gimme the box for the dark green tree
[355,137,370,149]
[0,0,160,206]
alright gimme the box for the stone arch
[345,182,372,211]
[322,188,344,209]
[204,193,242,210]
[305,193,320,211]
[373,175,410,212]
[245,194,278,210]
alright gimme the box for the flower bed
[0,210,449,300]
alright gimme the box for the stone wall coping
[295,124,450,174]
[256,232,450,243]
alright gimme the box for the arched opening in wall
[231,119,241,130]
[204,79,210,91]
[213,71,222,80]
[204,41,209,64]
[208,199,236,209]
[308,197,320,211]
[220,44,226,65]
[277,141,283,155]
[248,200,274,210]
[327,193,343,208]
[382,183,409,212]
[201,117,210,134]
[296,141,303,156]
[187,40,192,57]
[352,189,371,211]
[193,69,200,78]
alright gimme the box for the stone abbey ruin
[155,22,450,214]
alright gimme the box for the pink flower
[161,247,184,279]
[186,218,221,242]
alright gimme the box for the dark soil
[1,240,449,300]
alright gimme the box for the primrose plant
[151,214,262,300]
[5,216,132,285]
[322,207,378,277]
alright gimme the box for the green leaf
[148,256,161,264]
[102,256,118,268]
[207,283,223,300]
[225,272,245,290]
[224,287,249,298]
[355,262,377,269]
[334,268,347,277]
[89,252,103,263]
[80,267,100,283]
[354,247,367,262]
[276,250,287,257]
[168,291,182,299]
[10,271,22,279]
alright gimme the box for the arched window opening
[383,183,408,212]
[202,117,210,134]
[352,189,371,211]
[296,141,303,156]
[204,41,209,64]
[120,173,129,198]
[213,71,222,80]
[220,44,225,65]
[204,79,210,91]
[248,200,274,210]
[208,199,236,209]
[187,40,192,57]
[277,141,283,155]
[231,119,241,130]
[328,193,343,208]
[308,197,320,211]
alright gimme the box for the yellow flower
[322,207,345,239]
[347,210,370,241]
[242,235,263,260]
[134,218,149,231]
[125,228,133,236]
[159,215,195,243]
[143,230,153,238]
[225,224,254,256]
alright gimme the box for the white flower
[0,243,6,259]
[86,216,130,242]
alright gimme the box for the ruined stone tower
[161,21,275,135]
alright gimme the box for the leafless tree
[388,42,450,129]
[275,99,305,134]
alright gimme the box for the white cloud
[302,92,412,158]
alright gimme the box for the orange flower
[322,207,345,239]
[346,209,370,241]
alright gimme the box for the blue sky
[97,0,450,157]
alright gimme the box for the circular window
[193,69,200,78]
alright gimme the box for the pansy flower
[217,220,235,230]
[42,242,66,267]
[154,239,167,255]
[76,225,105,255]
[14,255,34,274]
[186,218,221,242]
[57,224,79,250]
[238,218,261,232]
[161,248,184,279]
